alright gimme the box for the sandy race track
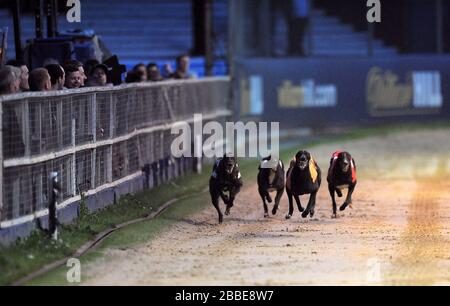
[83,128,450,286]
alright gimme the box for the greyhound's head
[222,154,237,175]
[337,152,352,173]
[295,151,311,171]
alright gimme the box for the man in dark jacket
[278,0,310,56]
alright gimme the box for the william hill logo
[366,67,442,115]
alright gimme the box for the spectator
[1,66,25,157]
[132,63,148,82]
[125,70,145,83]
[87,64,109,87]
[171,54,194,79]
[6,59,30,92]
[278,0,310,56]
[7,65,22,92]
[84,59,100,76]
[0,66,19,95]
[63,63,83,89]
[162,63,174,79]
[45,64,66,91]
[29,68,51,92]
[64,60,87,86]
[147,63,164,82]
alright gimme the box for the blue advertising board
[235,56,450,127]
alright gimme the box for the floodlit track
[82,128,450,285]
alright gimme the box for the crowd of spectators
[0,54,194,97]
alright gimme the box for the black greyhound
[257,156,285,218]
[209,155,243,223]
[286,151,321,219]
[327,151,357,218]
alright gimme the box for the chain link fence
[0,77,230,228]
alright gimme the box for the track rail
[11,188,209,286]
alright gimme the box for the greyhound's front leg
[302,191,317,218]
[259,188,269,218]
[340,184,356,211]
[220,191,232,215]
[228,186,239,208]
[286,189,294,219]
[225,186,240,215]
[294,195,304,213]
[329,185,338,218]
[273,188,284,215]
[211,190,223,224]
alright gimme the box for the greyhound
[257,156,285,218]
[209,154,243,223]
[327,151,357,218]
[286,150,322,219]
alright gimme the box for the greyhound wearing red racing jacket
[327,151,357,218]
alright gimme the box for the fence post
[48,171,60,240]
[22,100,30,156]
[71,104,76,196]
[0,101,3,223]
[152,161,159,187]
[142,164,151,189]
[107,93,114,183]
[160,132,164,183]
[91,94,97,189]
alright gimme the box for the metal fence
[0,77,230,229]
